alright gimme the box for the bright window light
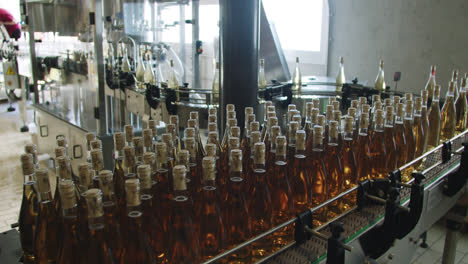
[263,0,323,52]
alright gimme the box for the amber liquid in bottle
[98,170,124,263]
[455,89,467,134]
[383,107,397,172]
[427,85,442,149]
[223,149,252,261]
[18,154,38,264]
[57,180,82,264]
[323,122,344,218]
[440,82,457,142]
[121,179,154,264]
[33,169,59,264]
[249,142,273,259]
[341,117,358,210]
[309,126,328,225]
[369,109,387,179]
[413,98,426,168]
[356,113,371,182]
[85,189,117,264]
[154,142,173,236]
[113,132,126,202]
[394,103,408,168]
[199,157,226,261]
[268,136,293,249]
[289,131,309,216]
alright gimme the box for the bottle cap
[185,127,195,138]
[288,104,296,111]
[362,104,371,114]
[317,115,325,127]
[448,81,455,94]
[162,133,173,148]
[190,111,199,120]
[143,129,153,148]
[231,126,241,138]
[36,168,51,193]
[396,103,404,118]
[166,123,176,138]
[25,144,38,164]
[137,165,152,190]
[143,152,155,165]
[209,107,217,116]
[226,104,235,112]
[374,101,383,110]
[269,116,278,127]
[205,143,216,157]
[311,108,319,123]
[406,100,413,114]
[178,150,190,167]
[329,121,339,139]
[227,111,236,120]
[245,106,254,115]
[170,115,179,127]
[359,113,369,129]
[59,179,76,209]
[372,94,381,103]
[288,121,299,141]
[434,85,441,98]
[187,119,197,129]
[125,179,141,206]
[333,110,342,122]
[421,89,428,103]
[208,122,217,132]
[313,126,323,146]
[329,96,337,103]
[267,106,276,113]
[246,114,256,124]
[359,97,367,105]
[375,109,384,125]
[229,137,240,150]
[78,163,92,188]
[271,126,281,143]
[326,105,334,119]
[384,98,392,107]
[351,100,359,109]
[55,146,66,158]
[98,170,113,198]
[123,146,136,168]
[312,99,320,108]
[405,93,413,102]
[156,142,167,162]
[385,106,394,122]
[230,149,242,172]
[57,156,72,179]
[306,102,313,116]
[254,142,266,164]
[124,125,134,143]
[251,131,261,145]
[276,136,287,156]
[333,101,340,111]
[207,131,219,145]
[208,115,217,123]
[85,189,103,218]
[292,115,301,124]
[20,154,35,175]
[344,116,354,133]
[172,165,187,191]
[91,149,104,171]
[86,133,96,150]
[227,118,237,127]
[296,130,306,150]
[90,139,102,150]
[250,121,260,132]
[202,157,216,181]
[114,132,125,151]
[348,107,357,118]
[57,136,67,147]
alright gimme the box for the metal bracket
[442,141,452,163]
[294,209,314,244]
[443,142,467,197]
[395,172,425,239]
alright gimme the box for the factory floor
[0,101,467,263]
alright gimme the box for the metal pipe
[94,0,107,137]
[179,3,186,83]
[192,0,200,90]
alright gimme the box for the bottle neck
[62,206,78,218]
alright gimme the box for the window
[263,0,329,73]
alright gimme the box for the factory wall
[327,0,468,95]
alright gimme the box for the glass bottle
[425,65,436,106]
[136,48,145,83]
[223,149,251,260]
[124,125,134,147]
[404,100,416,163]
[121,179,154,264]
[57,179,82,264]
[85,132,96,164]
[25,144,39,168]
[266,125,281,170]
[18,154,38,264]
[168,165,199,263]
[324,121,344,217]
[54,156,75,215]
[375,59,386,91]
[211,62,220,104]
[287,121,299,164]
[341,116,358,210]
[258,59,267,91]
[440,82,457,142]
[155,142,172,236]
[455,87,467,134]
[184,137,202,195]
[97,170,124,263]
[394,103,408,168]
[249,142,273,258]
[198,157,226,261]
[369,109,387,179]
[170,115,182,155]
[413,98,426,167]
[33,168,59,263]
[336,56,346,92]
[122,48,131,73]
[309,126,328,225]
[142,129,154,153]
[144,54,155,85]
[90,149,105,187]
[168,60,180,101]
[451,70,459,99]
[268,136,293,248]
[77,164,92,244]
[84,189,117,264]
[427,84,442,149]
[356,113,371,181]
[292,57,302,94]
[113,132,126,202]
